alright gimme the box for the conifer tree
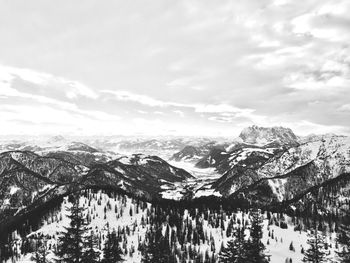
[302,229,327,263]
[102,229,123,263]
[82,231,100,263]
[303,204,328,263]
[219,227,247,263]
[142,227,176,263]
[337,206,350,263]
[245,209,269,263]
[31,237,51,263]
[55,195,88,263]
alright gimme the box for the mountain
[0,150,193,243]
[84,154,193,199]
[0,131,349,263]
[193,125,298,170]
[170,141,227,162]
[238,125,299,145]
[195,142,285,172]
[211,134,350,208]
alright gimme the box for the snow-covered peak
[239,125,298,145]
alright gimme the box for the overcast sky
[0,0,349,137]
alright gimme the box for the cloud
[101,90,172,107]
[103,89,255,119]
[338,104,350,112]
[173,110,185,117]
[0,1,350,136]
[0,65,98,100]
[194,104,254,115]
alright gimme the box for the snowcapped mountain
[238,125,299,146]
[170,142,227,163]
[161,126,348,211]
[0,128,349,263]
[210,134,350,210]
[0,150,192,244]
[170,125,298,165]
[84,153,193,199]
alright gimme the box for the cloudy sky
[0,0,350,137]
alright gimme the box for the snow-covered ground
[10,191,339,263]
[160,161,222,200]
[12,191,151,263]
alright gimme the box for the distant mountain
[171,145,202,161]
[238,125,299,145]
[182,126,350,209]
[84,154,193,199]
[195,125,296,171]
[0,138,105,158]
[1,129,349,229]
[170,141,227,162]
[66,141,99,153]
[49,135,66,143]
[111,137,220,153]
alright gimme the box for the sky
[0,0,350,137]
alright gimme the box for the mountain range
[0,125,349,262]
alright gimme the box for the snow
[114,166,125,174]
[161,189,184,200]
[118,156,132,165]
[14,191,152,263]
[11,193,340,263]
[9,186,20,195]
[163,161,222,199]
[193,189,221,198]
[268,178,287,202]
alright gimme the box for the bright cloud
[0,0,349,136]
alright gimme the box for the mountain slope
[0,151,193,246]
[212,135,350,208]
[83,154,193,199]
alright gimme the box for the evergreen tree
[82,231,100,263]
[102,229,123,263]
[31,237,51,263]
[142,227,176,263]
[303,204,328,263]
[245,209,269,263]
[55,195,88,263]
[302,229,327,263]
[337,207,350,263]
[219,227,247,263]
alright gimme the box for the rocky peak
[239,125,298,145]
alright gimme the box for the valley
[0,125,349,263]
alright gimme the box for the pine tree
[337,206,350,263]
[31,237,51,263]
[82,231,100,263]
[219,227,247,263]
[102,229,123,263]
[303,204,328,263]
[245,209,269,263]
[142,227,176,263]
[302,229,327,263]
[55,195,88,263]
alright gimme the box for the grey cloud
[0,0,350,136]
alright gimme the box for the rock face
[239,125,298,145]
[211,134,350,206]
